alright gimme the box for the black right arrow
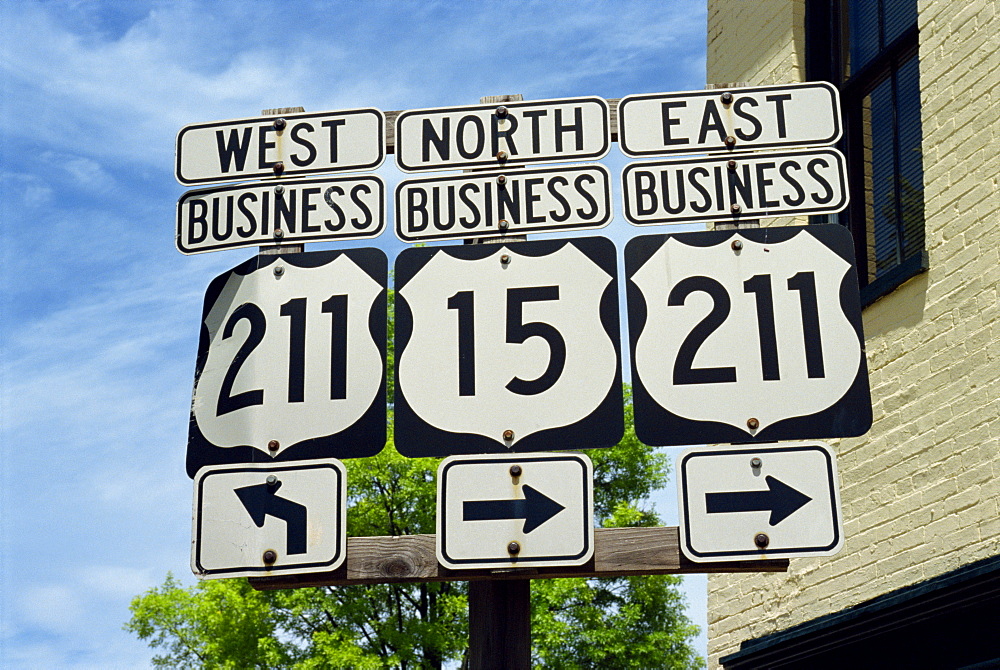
[463,485,566,533]
[705,475,812,526]
[235,480,308,555]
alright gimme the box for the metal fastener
[496,150,508,161]
[507,541,521,554]
[500,254,511,266]
[725,135,736,148]
[273,118,287,131]
[750,457,762,469]
[727,159,737,171]
[497,174,507,185]
[275,185,285,196]
[266,475,278,486]
[498,219,509,230]
[747,418,760,430]
[731,239,743,251]
[274,228,284,239]
[273,265,285,277]
[503,429,514,441]
[273,161,285,175]
[721,92,734,105]
[731,204,742,214]
[496,105,508,118]
[263,549,278,563]
[509,464,522,478]
[268,439,280,451]
[754,533,769,549]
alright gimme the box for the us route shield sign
[626,225,871,446]
[394,237,623,457]
[187,249,387,477]
[677,442,844,562]
[437,452,594,569]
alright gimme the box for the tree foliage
[127,287,703,668]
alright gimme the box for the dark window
[807,0,926,306]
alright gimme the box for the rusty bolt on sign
[509,464,522,478]
[720,91,734,105]
[263,549,278,564]
[750,457,762,469]
[731,239,743,251]
[503,429,514,441]
[747,418,760,430]
[268,440,280,451]
[754,533,770,549]
[507,541,521,555]
[273,118,287,131]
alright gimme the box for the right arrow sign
[678,442,843,562]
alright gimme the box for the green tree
[127,287,702,668]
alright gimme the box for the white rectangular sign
[177,176,385,254]
[394,164,611,242]
[437,452,594,569]
[192,459,347,579]
[618,82,841,157]
[621,147,848,226]
[395,97,610,172]
[176,108,385,185]
[677,442,843,562]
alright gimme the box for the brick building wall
[705,1,1000,666]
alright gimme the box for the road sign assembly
[394,164,612,242]
[186,249,387,478]
[394,237,623,457]
[626,224,871,446]
[175,108,385,185]
[621,147,849,226]
[176,175,386,254]
[618,81,841,157]
[676,442,843,562]
[192,459,347,579]
[437,452,594,569]
[395,97,610,171]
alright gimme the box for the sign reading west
[395,97,610,172]
[394,237,623,457]
[621,148,849,226]
[175,108,385,185]
[626,225,871,447]
[177,176,385,254]
[437,453,594,570]
[394,164,611,242]
[187,249,387,478]
[677,442,844,562]
[192,459,347,579]
[618,82,841,157]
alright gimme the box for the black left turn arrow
[705,475,812,526]
[463,485,566,534]
[235,480,308,555]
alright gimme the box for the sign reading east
[394,237,623,457]
[187,249,387,478]
[394,164,611,242]
[177,176,385,254]
[625,225,871,447]
[395,97,610,172]
[192,459,347,579]
[621,148,849,226]
[175,108,385,185]
[618,82,841,157]
[677,442,844,562]
[437,452,594,569]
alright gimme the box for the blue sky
[0,1,708,666]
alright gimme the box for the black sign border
[186,248,387,479]
[625,224,872,447]
[394,237,624,458]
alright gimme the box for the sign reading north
[177,176,385,254]
[394,164,611,242]
[175,108,385,185]
[394,237,623,457]
[622,148,848,226]
[187,249,387,478]
[192,459,346,579]
[677,442,843,562]
[626,225,871,446]
[437,453,594,569]
[395,97,610,172]
[618,82,841,157]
